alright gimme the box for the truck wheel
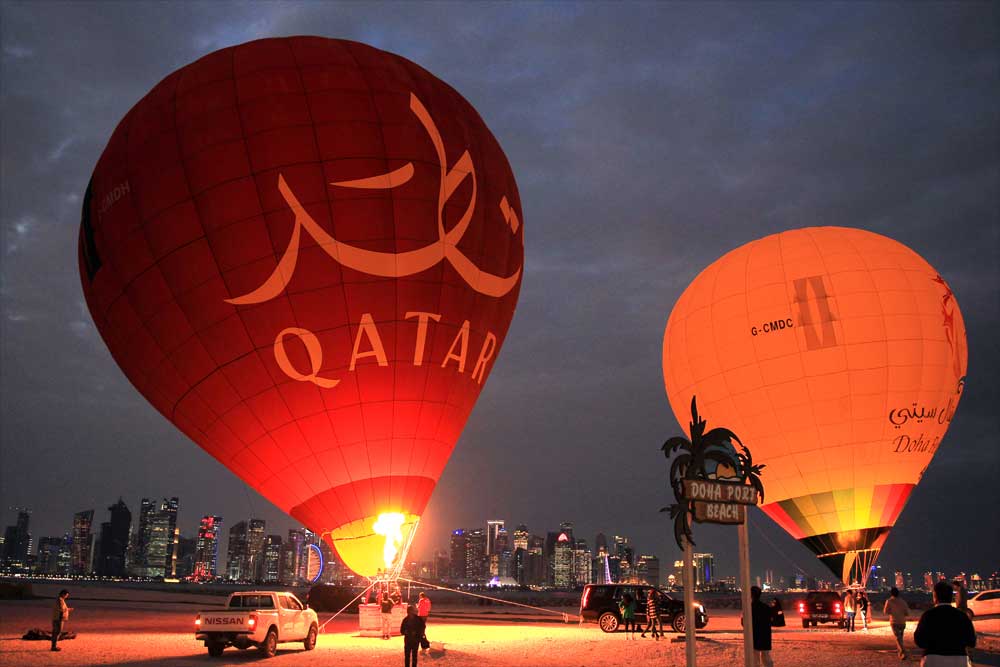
[259,629,277,658]
[207,641,225,657]
[598,612,619,633]
[304,624,317,651]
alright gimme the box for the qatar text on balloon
[224,92,520,391]
[273,313,497,389]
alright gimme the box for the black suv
[796,591,844,628]
[579,584,709,633]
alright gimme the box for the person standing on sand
[51,589,71,652]
[619,593,637,639]
[417,592,432,653]
[400,605,426,667]
[750,586,774,667]
[883,587,910,660]
[379,588,395,640]
[914,580,976,667]
[857,590,870,630]
[843,590,856,632]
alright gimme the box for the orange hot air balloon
[662,227,967,585]
[78,37,523,578]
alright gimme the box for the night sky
[1,1,997,584]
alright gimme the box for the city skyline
[2,3,998,587]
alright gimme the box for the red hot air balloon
[79,37,523,578]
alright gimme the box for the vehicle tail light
[798,603,805,613]
[834,603,841,612]
[194,614,201,628]
[248,614,257,629]
[581,587,591,610]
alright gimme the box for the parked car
[796,590,844,628]
[968,589,1000,617]
[579,584,708,633]
[195,591,318,657]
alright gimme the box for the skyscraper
[71,510,95,576]
[573,539,592,587]
[449,530,468,580]
[247,519,266,583]
[552,531,573,589]
[466,529,487,581]
[192,516,222,580]
[37,536,66,575]
[227,521,249,582]
[636,555,660,587]
[2,508,32,570]
[693,553,714,590]
[486,520,505,556]
[131,498,179,578]
[262,535,282,584]
[513,524,529,551]
[96,498,131,578]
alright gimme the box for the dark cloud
[1,1,997,582]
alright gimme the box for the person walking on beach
[641,589,661,639]
[883,587,910,660]
[843,589,856,632]
[51,589,71,652]
[417,592,432,653]
[400,605,426,667]
[751,586,774,667]
[914,580,976,667]
[619,593,637,639]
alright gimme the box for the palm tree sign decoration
[661,397,766,550]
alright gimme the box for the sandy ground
[1,594,997,667]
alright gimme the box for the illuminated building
[37,536,66,575]
[895,571,905,589]
[466,529,487,581]
[71,510,94,575]
[1,509,31,570]
[636,555,660,587]
[192,515,222,580]
[595,533,608,557]
[573,539,592,586]
[95,499,131,578]
[247,519,266,582]
[487,520,505,556]
[449,530,468,580]
[513,525,529,551]
[924,572,934,591]
[693,553,714,590]
[613,536,633,581]
[281,529,305,585]
[131,497,179,578]
[174,535,197,578]
[227,521,249,582]
[553,532,573,588]
[262,535,282,584]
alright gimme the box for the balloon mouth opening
[329,512,420,578]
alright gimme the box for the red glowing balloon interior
[79,37,523,576]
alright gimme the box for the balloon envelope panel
[662,227,966,584]
[79,37,523,577]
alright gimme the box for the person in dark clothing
[751,586,774,667]
[400,605,426,667]
[51,590,71,652]
[914,580,976,667]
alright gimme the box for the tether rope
[399,578,577,623]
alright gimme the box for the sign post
[738,514,753,667]
[684,536,696,667]
[660,398,766,667]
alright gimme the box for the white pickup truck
[195,591,319,657]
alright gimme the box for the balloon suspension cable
[748,511,812,578]
[398,578,578,623]
[388,517,420,582]
[317,580,376,632]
